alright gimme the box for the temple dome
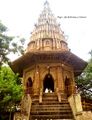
[27,1,69,52]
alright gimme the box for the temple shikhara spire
[10,1,92,120]
[27,1,68,52]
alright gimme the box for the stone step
[43,93,57,96]
[31,114,73,119]
[32,93,57,99]
[43,95,58,99]
[32,97,58,101]
[31,110,72,114]
[32,102,70,105]
[32,98,58,103]
[31,109,72,112]
[33,99,69,102]
[31,107,72,113]
[32,102,71,106]
[42,98,58,101]
[30,94,74,120]
[32,93,57,98]
[31,110,72,113]
[31,118,74,120]
[32,96,68,102]
[32,104,70,110]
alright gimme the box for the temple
[11,1,92,120]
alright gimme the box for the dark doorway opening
[27,77,33,87]
[43,74,54,93]
[26,77,33,94]
[65,77,71,97]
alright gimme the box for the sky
[0,0,92,61]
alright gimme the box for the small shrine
[11,1,90,120]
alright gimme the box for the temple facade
[11,1,92,120]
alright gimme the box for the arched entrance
[65,77,71,97]
[26,77,33,94]
[43,74,54,93]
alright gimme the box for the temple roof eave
[10,51,87,77]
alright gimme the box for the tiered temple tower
[11,1,87,120]
[27,1,68,52]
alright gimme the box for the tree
[0,66,23,120]
[76,51,92,99]
[0,21,25,119]
[0,21,25,66]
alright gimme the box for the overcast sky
[0,0,92,61]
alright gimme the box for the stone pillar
[39,88,43,103]
[33,66,40,95]
[57,67,63,91]
[56,66,65,102]
[60,67,65,98]
[71,71,76,94]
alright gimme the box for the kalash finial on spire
[44,0,49,8]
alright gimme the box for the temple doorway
[65,77,71,97]
[26,77,33,94]
[43,74,54,93]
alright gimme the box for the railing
[21,94,32,120]
[13,94,32,120]
[82,98,92,111]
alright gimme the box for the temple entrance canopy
[43,74,54,93]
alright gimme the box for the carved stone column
[60,67,65,98]
[33,66,40,95]
[56,66,65,102]
[71,71,76,94]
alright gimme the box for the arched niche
[29,41,35,50]
[60,40,68,50]
[65,77,72,97]
[26,77,33,94]
[42,38,53,50]
[43,73,54,93]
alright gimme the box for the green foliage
[0,21,25,66]
[0,21,7,32]
[0,66,23,112]
[0,21,25,119]
[76,51,92,99]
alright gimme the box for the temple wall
[76,111,92,120]
[68,93,92,120]
[22,63,75,96]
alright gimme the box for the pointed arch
[26,77,33,94]
[26,77,33,87]
[43,73,54,93]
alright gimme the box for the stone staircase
[30,93,74,120]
